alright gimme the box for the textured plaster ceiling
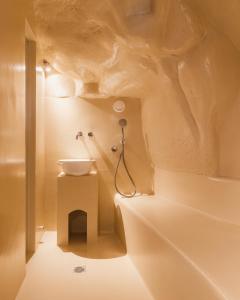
[34,0,206,95]
[34,0,240,98]
[34,0,240,176]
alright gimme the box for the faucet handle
[76,131,83,140]
[88,132,94,137]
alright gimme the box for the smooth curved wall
[0,1,32,299]
[33,0,240,298]
[139,1,240,177]
[137,1,240,299]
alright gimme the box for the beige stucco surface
[2,0,240,298]
[43,96,153,231]
[31,3,240,299]
[57,173,98,245]
[118,189,240,300]
[16,232,153,300]
[0,2,46,299]
[0,1,31,300]
[33,0,240,178]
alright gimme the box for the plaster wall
[138,4,240,295]
[219,97,240,179]
[33,1,240,297]
[186,0,240,52]
[43,96,153,232]
[0,1,32,299]
[34,0,240,178]
[139,7,240,177]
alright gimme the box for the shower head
[119,118,127,127]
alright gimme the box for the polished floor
[16,232,153,300]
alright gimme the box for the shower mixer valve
[111,145,118,152]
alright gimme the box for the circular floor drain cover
[74,266,86,273]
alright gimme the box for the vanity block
[57,172,98,246]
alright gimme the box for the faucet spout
[76,131,83,140]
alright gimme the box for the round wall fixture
[113,100,126,113]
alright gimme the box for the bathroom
[1,0,240,299]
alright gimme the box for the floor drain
[74,265,86,273]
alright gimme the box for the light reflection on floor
[16,232,153,300]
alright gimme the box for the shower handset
[119,118,127,128]
[114,118,136,198]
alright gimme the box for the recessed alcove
[68,210,87,243]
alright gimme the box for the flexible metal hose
[114,127,137,198]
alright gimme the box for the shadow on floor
[59,233,126,259]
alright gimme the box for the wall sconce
[42,60,52,73]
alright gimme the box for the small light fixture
[36,66,43,73]
[43,59,52,73]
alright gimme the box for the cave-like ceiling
[34,0,240,97]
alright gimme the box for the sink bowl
[58,159,95,176]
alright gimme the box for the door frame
[25,21,37,259]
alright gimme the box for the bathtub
[115,194,240,300]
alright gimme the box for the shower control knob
[111,145,118,152]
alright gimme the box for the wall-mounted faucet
[76,131,94,139]
[76,131,83,140]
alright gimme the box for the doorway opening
[68,210,87,243]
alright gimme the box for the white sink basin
[58,159,95,176]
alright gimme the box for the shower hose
[114,127,137,198]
